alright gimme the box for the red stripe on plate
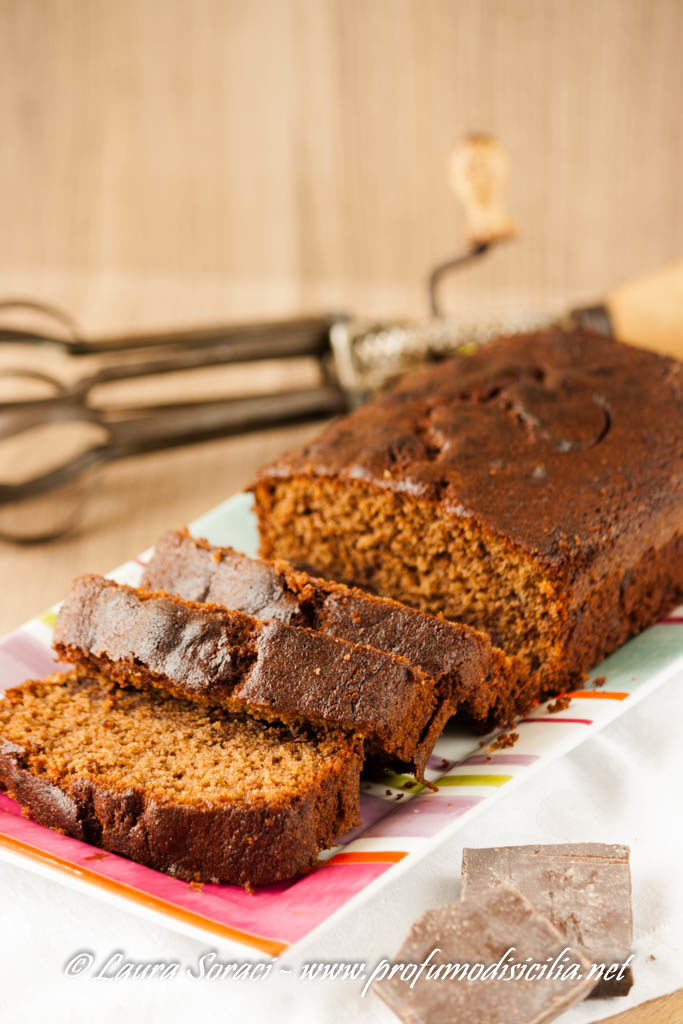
[519,717,594,726]
[329,851,407,865]
[565,690,629,700]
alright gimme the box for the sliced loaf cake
[142,528,532,727]
[53,574,451,778]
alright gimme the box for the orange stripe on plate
[565,690,629,700]
[0,832,288,957]
[330,851,407,865]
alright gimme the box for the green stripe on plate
[39,610,57,630]
[436,774,513,788]
[370,771,425,794]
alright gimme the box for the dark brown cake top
[255,329,683,570]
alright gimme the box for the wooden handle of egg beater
[449,134,517,246]
[443,136,683,360]
[428,135,517,315]
[450,136,683,359]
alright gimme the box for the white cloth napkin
[1,670,681,1024]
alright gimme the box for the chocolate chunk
[374,883,594,1024]
[462,843,633,997]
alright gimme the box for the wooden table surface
[0,405,322,635]
[595,986,683,1024]
[2,0,683,309]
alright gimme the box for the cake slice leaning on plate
[0,672,362,887]
[52,574,456,780]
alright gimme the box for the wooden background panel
[0,0,682,629]
[0,0,682,324]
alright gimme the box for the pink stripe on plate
[659,616,683,624]
[0,633,67,690]
[518,716,593,726]
[336,792,396,846]
[0,794,24,818]
[0,795,394,947]
[197,862,393,944]
[462,753,540,767]
[363,794,483,838]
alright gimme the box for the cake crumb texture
[0,672,362,886]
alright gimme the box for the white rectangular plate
[1,492,681,958]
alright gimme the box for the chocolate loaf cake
[0,672,362,886]
[252,328,683,691]
[142,528,531,726]
[53,574,449,778]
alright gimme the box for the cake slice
[53,574,449,778]
[0,672,362,887]
[251,328,683,693]
[142,528,531,727]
